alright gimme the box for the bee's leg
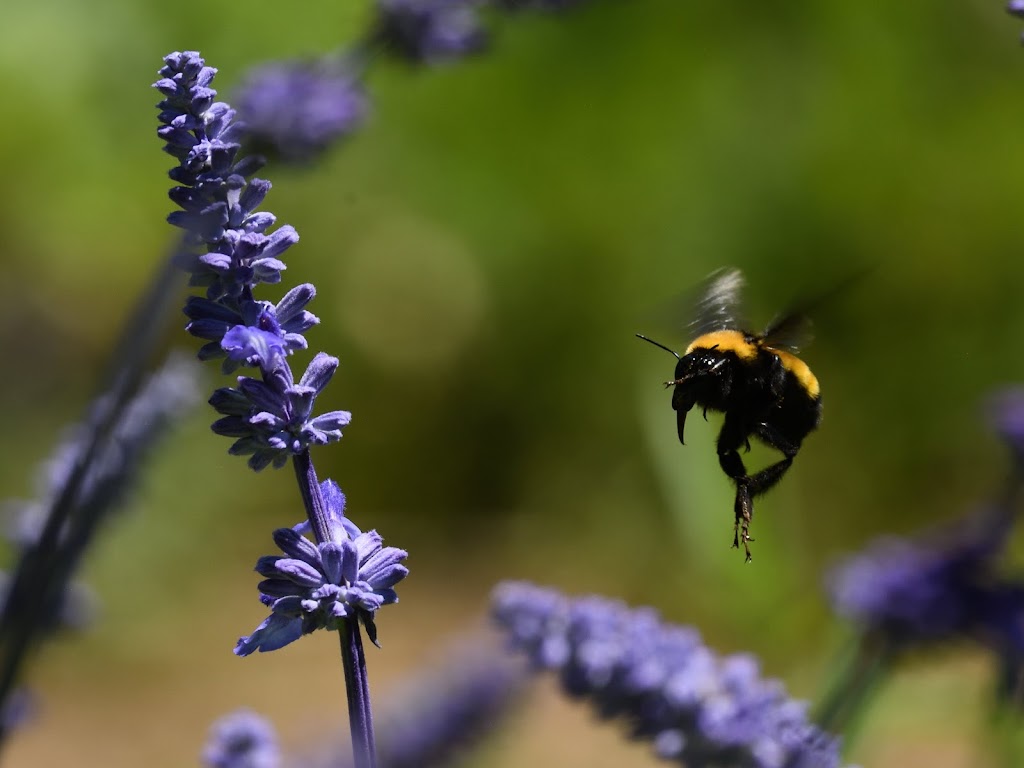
[748,423,800,500]
[737,424,801,556]
[733,485,754,562]
[716,417,754,559]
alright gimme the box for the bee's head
[672,345,727,384]
[669,345,728,444]
[634,334,730,444]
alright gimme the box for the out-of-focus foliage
[2,1,1024,766]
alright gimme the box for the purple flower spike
[158,52,351,472]
[236,490,408,654]
[492,581,844,768]
[826,494,1019,653]
[375,0,487,64]
[235,59,369,164]
[203,709,280,768]
[827,404,1024,653]
[157,51,383,767]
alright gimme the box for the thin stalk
[814,634,893,741]
[0,250,184,749]
[341,618,377,768]
[292,451,377,768]
[291,451,334,545]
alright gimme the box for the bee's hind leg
[716,417,755,560]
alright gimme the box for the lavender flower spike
[235,479,408,655]
[203,709,280,768]
[492,581,843,768]
[157,52,381,768]
[826,401,1024,651]
[157,52,350,473]
[374,0,487,64]
[156,54,289,299]
[235,58,368,164]
[0,353,200,734]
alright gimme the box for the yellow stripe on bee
[685,330,758,360]
[772,349,821,399]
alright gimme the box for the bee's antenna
[635,334,681,360]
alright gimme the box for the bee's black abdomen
[771,372,822,447]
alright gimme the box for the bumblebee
[637,269,822,561]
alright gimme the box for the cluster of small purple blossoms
[156,50,409,768]
[825,511,1007,650]
[235,479,408,654]
[373,0,488,64]
[827,389,1024,653]
[4,353,198,631]
[0,353,200,731]
[228,0,592,164]
[154,51,351,471]
[492,581,843,768]
[203,709,280,768]
[234,59,368,164]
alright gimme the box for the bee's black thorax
[672,330,821,449]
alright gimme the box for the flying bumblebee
[637,268,823,562]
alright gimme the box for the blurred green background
[2,0,1024,765]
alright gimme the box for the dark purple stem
[291,450,334,545]
[291,451,377,768]
[341,617,377,768]
[0,250,185,751]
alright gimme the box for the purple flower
[156,52,382,767]
[156,51,289,296]
[0,353,200,734]
[202,709,280,768]
[235,479,408,654]
[826,397,1024,651]
[235,59,369,164]
[2,352,200,630]
[826,529,987,648]
[184,284,319,372]
[156,54,273,278]
[492,581,843,768]
[156,52,350,474]
[209,354,352,471]
[374,0,487,64]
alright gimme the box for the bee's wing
[689,267,749,337]
[760,311,814,353]
[760,267,869,352]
